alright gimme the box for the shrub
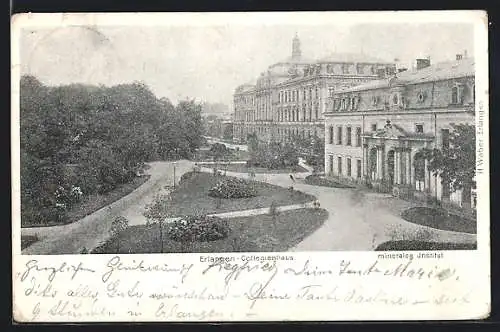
[208,178,257,199]
[167,215,230,242]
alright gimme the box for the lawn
[21,234,39,250]
[22,175,151,228]
[198,163,309,174]
[401,206,476,234]
[375,240,477,251]
[91,208,329,254]
[152,172,316,217]
[304,175,355,188]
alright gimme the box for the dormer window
[415,124,424,134]
[392,93,399,105]
[417,91,426,103]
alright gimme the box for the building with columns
[233,34,396,144]
[324,54,475,208]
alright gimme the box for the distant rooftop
[336,57,474,93]
[316,52,391,64]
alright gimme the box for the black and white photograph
[17,16,478,256]
[11,11,490,323]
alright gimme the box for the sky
[20,22,474,107]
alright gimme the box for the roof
[362,122,434,141]
[316,52,391,64]
[337,57,475,93]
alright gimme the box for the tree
[209,143,228,162]
[419,123,475,205]
[110,216,129,253]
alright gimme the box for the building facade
[324,55,475,208]
[233,34,396,144]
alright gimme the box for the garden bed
[148,172,315,217]
[375,240,477,251]
[304,175,355,188]
[198,163,309,174]
[91,208,328,254]
[401,206,476,234]
[21,175,151,228]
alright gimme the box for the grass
[401,206,476,234]
[304,175,355,188]
[156,172,316,216]
[21,234,39,250]
[375,240,477,251]
[198,163,309,174]
[21,175,151,228]
[91,208,329,253]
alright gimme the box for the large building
[324,54,475,209]
[233,34,397,144]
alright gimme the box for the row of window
[328,155,362,179]
[278,108,320,122]
[328,125,362,147]
[279,86,320,104]
[331,83,471,112]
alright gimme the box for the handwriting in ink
[101,256,193,283]
[20,260,95,283]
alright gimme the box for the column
[363,144,369,178]
[377,146,384,180]
[424,158,430,191]
[395,150,401,185]
[405,149,412,185]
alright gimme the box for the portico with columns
[362,120,434,195]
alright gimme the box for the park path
[197,166,477,251]
[21,160,194,255]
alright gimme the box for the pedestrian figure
[289,174,295,183]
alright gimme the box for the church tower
[292,33,301,60]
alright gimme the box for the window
[451,83,464,104]
[329,126,334,144]
[346,126,352,146]
[338,157,343,175]
[356,159,362,178]
[315,107,319,119]
[415,124,424,134]
[329,155,334,174]
[451,86,458,104]
[347,158,352,177]
[355,127,362,146]
[371,123,377,132]
[337,126,343,145]
[442,129,450,150]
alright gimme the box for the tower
[292,33,301,60]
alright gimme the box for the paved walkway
[22,154,476,254]
[197,167,477,251]
[22,160,194,254]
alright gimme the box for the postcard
[11,10,490,322]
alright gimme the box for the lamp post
[173,162,177,188]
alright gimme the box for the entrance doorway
[369,148,377,181]
[387,150,395,185]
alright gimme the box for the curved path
[22,157,476,254]
[22,160,194,255]
[197,167,477,251]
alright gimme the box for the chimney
[456,54,463,61]
[416,58,431,70]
